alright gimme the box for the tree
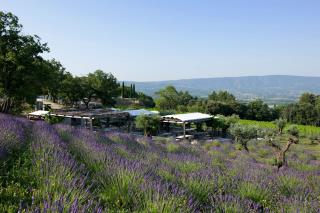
[264,125,299,171]
[206,101,237,116]
[215,114,239,137]
[60,74,82,106]
[281,93,320,127]
[273,118,287,134]
[135,115,160,136]
[78,76,95,109]
[121,82,125,98]
[87,70,119,106]
[246,100,272,121]
[137,93,155,108]
[208,91,236,102]
[0,11,49,113]
[155,86,180,110]
[299,93,317,105]
[40,59,68,102]
[229,124,258,151]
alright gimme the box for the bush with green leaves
[308,134,320,145]
[229,124,258,151]
[273,118,287,134]
[135,115,160,136]
[286,125,299,138]
[44,115,64,124]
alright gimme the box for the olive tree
[262,125,299,171]
[273,118,287,134]
[215,114,239,137]
[135,115,160,136]
[229,124,258,151]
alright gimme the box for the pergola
[49,109,130,130]
[161,112,213,139]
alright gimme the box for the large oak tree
[0,11,49,113]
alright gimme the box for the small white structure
[28,110,49,119]
[161,112,213,139]
[162,112,212,123]
[123,109,159,117]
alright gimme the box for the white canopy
[123,109,159,117]
[28,110,49,116]
[162,112,212,123]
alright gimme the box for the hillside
[127,75,320,103]
[1,113,320,212]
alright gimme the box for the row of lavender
[1,113,320,212]
[54,123,320,212]
[0,114,101,212]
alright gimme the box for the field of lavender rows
[0,113,319,212]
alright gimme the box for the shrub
[135,115,160,136]
[277,176,301,197]
[237,182,271,206]
[167,143,180,153]
[229,124,258,151]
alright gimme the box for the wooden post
[183,122,186,139]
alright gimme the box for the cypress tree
[121,82,125,98]
[133,84,136,98]
[130,84,133,98]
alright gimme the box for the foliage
[239,119,320,136]
[229,123,258,151]
[137,92,155,108]
[44,114,64,124]
[282,93,320,126]
[135,115,160,136]
[208,91,236,102]
[308,134,320,145]
[0,11,49,113]
[87,70,119,106]
[246,100,273,121]
[286,125,299,137]
[155,86,194,111]
[273,118,287,134]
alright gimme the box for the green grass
[239,119,320,136]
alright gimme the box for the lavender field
[0,113,319,212]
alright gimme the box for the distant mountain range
[126,75,320,104]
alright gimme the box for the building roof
[28,110,50,116]
[123,109,159,117]
[161,112,212,123]
[49,109,129,120]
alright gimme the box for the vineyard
[0,113,319,212]
[239,119,320,136]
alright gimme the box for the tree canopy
[0,11,49,112]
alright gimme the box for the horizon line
[121,74,320,83]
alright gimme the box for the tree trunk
[276,138,296,171]
[0,97,14,113]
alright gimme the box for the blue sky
[2,0,320,81]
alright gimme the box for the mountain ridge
[125,75,320,104]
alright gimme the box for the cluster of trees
[154,86,320,127]
[121,82,136,99]
[59,70,119,108]
[155,86,279,121]
[281,93,320,126]
[155,86,193,112]
[0,11,154,113]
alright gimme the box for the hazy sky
[2,0,320,81]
